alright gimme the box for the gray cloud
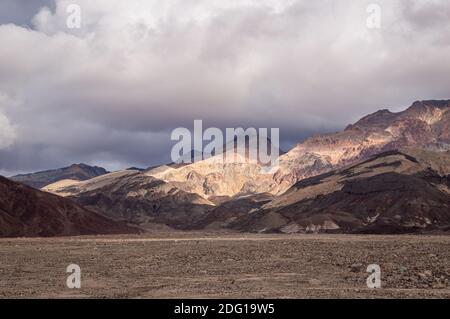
[0,0,449,174]
[0,0,55,26]
[0,111,15,149]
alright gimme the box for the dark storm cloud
[0,0,449,174]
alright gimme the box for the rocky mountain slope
[216,149,450,234]
[146,154,282,202]
[43,170,215,229]
[10,163,109,189]
[0,176,138,237]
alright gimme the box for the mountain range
[10,163,109,189]
[1,99,450,236]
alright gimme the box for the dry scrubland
[0,233,449,299]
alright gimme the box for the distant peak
[351,108,397,129]
[70,163,88,168]
[68,163,105,170]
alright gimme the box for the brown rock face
[0,176,139,237]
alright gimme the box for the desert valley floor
[0,233,449,299]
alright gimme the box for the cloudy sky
[0,0,449,175]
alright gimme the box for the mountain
[274,100,450,186]
[187,193,274,230]
[220,149,450,234]
[146,154,283,202]
[139,99,450,201]
[43,170,215,229]
[148,134,287,201]
[42,99,450,234]
[10,163,109,189]
[0,176,139,237]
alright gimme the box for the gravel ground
[0,233,449,298]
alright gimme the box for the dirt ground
[0,233,449,299]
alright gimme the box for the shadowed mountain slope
[0,176,139,237]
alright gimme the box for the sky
[0,0,450,175]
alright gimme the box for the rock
[398,266,408,273]
[350,263,364,273]
[433,283,446,289]
[418,273,430,281]
[309,279,321,285]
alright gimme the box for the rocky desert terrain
[0,233,448,299]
